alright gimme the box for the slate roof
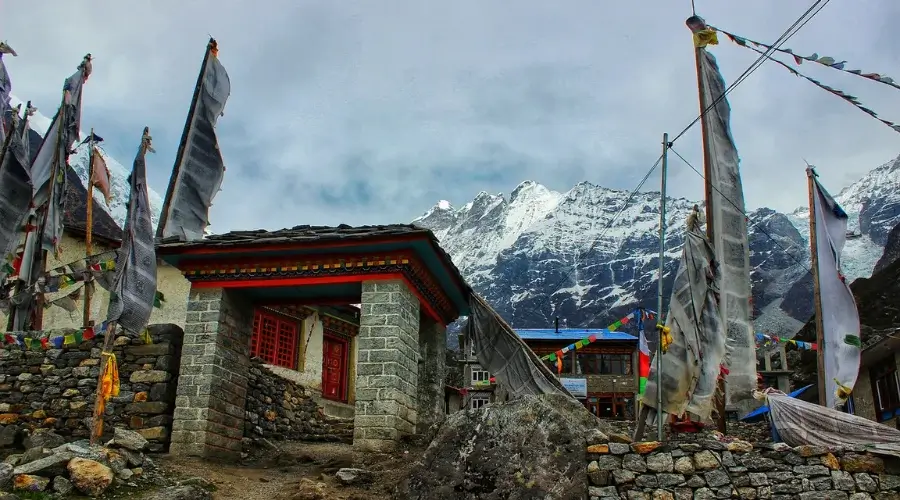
[27,128,122,245]
[157,224,471,295]
[514,328,638,342]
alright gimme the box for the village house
[846,331,900,428]
[456,327,640,419]
[0,164,190,332]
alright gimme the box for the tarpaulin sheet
[765,391,900,457]
[466,294,570,398]
[643,228,725,420]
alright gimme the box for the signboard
[560,378,588,399]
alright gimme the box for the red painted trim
[191,273,444,323]
[260,297,361,307]
[174,250,418,270]
[157,234,429,256]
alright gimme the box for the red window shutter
[251,308,300,369]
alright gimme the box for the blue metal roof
[513,328,638,342]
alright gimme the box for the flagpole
[807,166,827,407]
[83,128,95,328]
[31,90,68,331]
[656,133,669,443]
[156,38,216,239]
[5,102,32,331]
[688,15,728,435]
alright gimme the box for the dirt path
[153,442,423,500]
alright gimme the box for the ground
[144,442,424,500]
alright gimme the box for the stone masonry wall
[0,324,183,452]
[585,435,900,500]
[416,317,446,435]
[171,288,253,460]
[354,280,420,452]
[243,358,352,445]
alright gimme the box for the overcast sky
[3,0,898,232]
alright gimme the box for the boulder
[335,468,373,485]
[398,393,602,500]
[67,457,114,497]
[22,430,64,450]
[12,474,49,492]
[112,427,149,451]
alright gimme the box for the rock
[137,426,169,441]
[674,456,695,475]
[647,453,674,473]
[118,468,134,481]
[587,444,609,454]
[609,443,630,455]
[608,433,632,444]
[727,440,754,454]
[18,447,49,466]
[632,441,662,454]
[397,393,599,500]
[67,457,114,496]
[624,454,648,472]
[12,474,49,492]
[841,454,885,474]
[613,469,636,484]
[694,450,720,471]
[704,469,730,488]
[585,428,609,445]
[144,485,212,500]
[0,463,12,488]
[823,453,841,470]
[23,430,64,450]
[335,468,372,485]
[795,445,829,457]
[855,473,879,492]
[112,427,149,451]
[53,476,74,495]
[589,485,618,498]
[13,451,72,475]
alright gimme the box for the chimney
[554,317,559,333]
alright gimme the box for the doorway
[322,334,349,402]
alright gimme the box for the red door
[322,335,348,402]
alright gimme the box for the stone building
[155,224,472,458]
[457,327,639,418]
[849,331,900,427]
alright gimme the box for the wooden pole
[90,322,116,444]
[156,38,215,239]
[807,166,827,407]
[31,92,68,331]
[688,15,727,434]
[6,101,33,331]
[83,129,95,328]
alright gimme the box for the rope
[668,147,812,275]
[670,0,832,145]
[539,155,664,317]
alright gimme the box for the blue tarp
[741,385,813,421]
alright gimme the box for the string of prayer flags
[541,308,658,361]
[722,32,900,135]
[716,27,900,92]
[2,321,112,350]
[755,332,817,350]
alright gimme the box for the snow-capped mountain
[10,95,164,228]
[415,155,900,338]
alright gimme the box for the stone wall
[585,436,900,500]
[354,280,421,452]
[0,324,183,452]
[244,358,352,444]
[171,288,253,460]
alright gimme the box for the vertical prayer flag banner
[0,105,34,283]
[697,42,757,404]
[811,173,861,408]
[159,40,231,241]
[637,309,651,397]
[106,129,158,335]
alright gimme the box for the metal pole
[656,133,669,442]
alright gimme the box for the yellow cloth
[693,29,719,48]
[100,352,120,401]
[140,330,153,345]
[658,324,674,353]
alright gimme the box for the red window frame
[251,309,299,369]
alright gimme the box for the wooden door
[322,335,347,402]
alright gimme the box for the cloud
[3,0,898,233]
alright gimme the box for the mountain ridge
[415,154,900,339]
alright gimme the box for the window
[575,353,632,375]
[251,310,299,369]
[472,369,490,385]
[470,395,489,410]
[872,358,900,422]
[469,340,477,358]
